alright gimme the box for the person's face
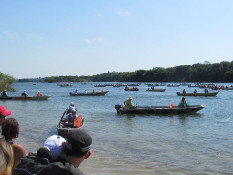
[0,115,6,126]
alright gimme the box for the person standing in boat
[194,89,197,94]
[182,89,186,94]
[125,97,133,107]
[61,102,77,120]
[204,88,209,93]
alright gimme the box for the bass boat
[177,91,219,96]
[115,104,205,114]
[69,91,109,96]
[0,95,51,100]
[146,88,166,92]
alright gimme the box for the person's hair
[37,147,53,163]
[0,138,14,175]
[1,118,19,141]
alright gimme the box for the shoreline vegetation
[0,73,16,92]
[3,61,233,86]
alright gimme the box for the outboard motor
[115,104,122,110]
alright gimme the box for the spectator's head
[42,135,66,160]
[1,118,19,141]
[64,129,92,158]
[0,138,14,175]
[0,106,11,126]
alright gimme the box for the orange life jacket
[74,115,82,127]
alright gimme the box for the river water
[1,82,233,175]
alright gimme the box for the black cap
[65,129,92,156]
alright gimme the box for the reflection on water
[1,82,233,175]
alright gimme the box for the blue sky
[1,0,233,79]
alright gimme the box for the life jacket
[74,115,82,127]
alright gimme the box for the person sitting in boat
[37,91,42,96]
[124,97,133,107]
[73,89,78,94]
[204,88,209,93]
[21,90,28,97]
[182,89,186,94]
[1,90,8,97]
[194,89,197,94]
[178,96,189,107]
[64,109,78,127]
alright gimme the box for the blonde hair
[0,138,14,175]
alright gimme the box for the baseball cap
[65,129,92,156]
[0,106,12,116]
[43,135,66,159]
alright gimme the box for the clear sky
[1,0,233,79]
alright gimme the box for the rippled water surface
[1,82,233,175]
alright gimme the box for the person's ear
[83,150,92,159]
[61,142,66,149]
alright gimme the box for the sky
[1,0,233,79]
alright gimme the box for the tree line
[41,61,233,83]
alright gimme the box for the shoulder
[12,143,27,156]
[39,161,84,175]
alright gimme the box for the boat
[115,104,205,114]
[124,87,139,91]
[69,91,109,96]
[0,95,51,100]
[57,120,84,139]
[176,91,219,96]
[58,84,72,87]
[146,88,166,92]
[212,86,233,90]
[94,84,106,87]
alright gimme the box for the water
[1,82,233,175]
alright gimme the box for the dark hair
[1,118,19,141]
[37,147,53,163]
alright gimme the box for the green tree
[0,73,16,91]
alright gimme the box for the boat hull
[57,123,83,138]
[0,96,51,100]
[115,105,205,114]
[124,88,139,91]
[69,91,109,96]
[177,91,219,96]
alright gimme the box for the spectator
[1,118,27,169]
[0,138,14,175]
[15,129,92,175]
[0,105,12,126]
